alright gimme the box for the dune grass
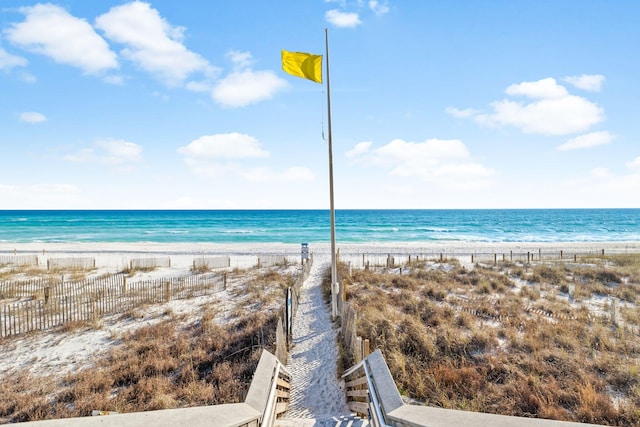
[0,265,292,424]
[340,254,640,426]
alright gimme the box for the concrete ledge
[387,405,606,427]
[13,403,261,427]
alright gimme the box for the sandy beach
[4,240,640,271]
[2,240,640,423]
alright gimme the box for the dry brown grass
[342,254,640,426]
[1,314,278,424]
[0,265,293,424]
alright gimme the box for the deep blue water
[0,209,638,244]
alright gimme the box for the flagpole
[325,28,338,321]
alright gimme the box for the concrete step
[275,415,369,426]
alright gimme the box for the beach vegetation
[0,261,296,424]
[340,253,640,426]
[191,263,210,274]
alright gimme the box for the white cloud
[178,133,312,183]
[226,50,254,69]
[19,111,47,123]
[64,139,142,165]
[96,139,143,164]
[185,80,212,92]
[4,4,118,74]
[564,74,605,92]
[505,77,568,99]
[445,107,479,118]
[239,166,315,182]
[19,72,37,83]
[345,141,372,157]
[477,96,603,135]
[95,1,216,86]
[326,9,362,27]
[212,70,288,108]
[349,138,494,189]
[280,166,315,181]
[590,167,610,179]
[557,131,614,151]
[369,1,390,15]
[564,165,640,203]
[627,157,640,169]
[178,133,270,159]
[0,183,79,195]
[0,183,81,209]
[103,75,124,85]
[0,45,28,70]
[455,77,605,135]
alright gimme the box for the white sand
[5,240,639,258]
[282,255,351,419]
[3,240,639,276]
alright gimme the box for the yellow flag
[282,50,322,83]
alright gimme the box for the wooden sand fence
[0,273,225,338]
[257,255,290,268]
[129,257,171,269]
[0,275,124,300]
[0,255,39,267]
[47,257,96,270]
[340,247,640,271]
[193,256,231,270]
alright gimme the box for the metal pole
[325,28,338,320]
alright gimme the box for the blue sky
[1,0,638,209]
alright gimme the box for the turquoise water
[0,209,639,244]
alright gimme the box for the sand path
[276,257,366,426]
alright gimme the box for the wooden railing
[245,350,291,426]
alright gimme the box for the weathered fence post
[164,282,171,302]
[611,299,619,326]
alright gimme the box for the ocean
[0,209,639,245]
